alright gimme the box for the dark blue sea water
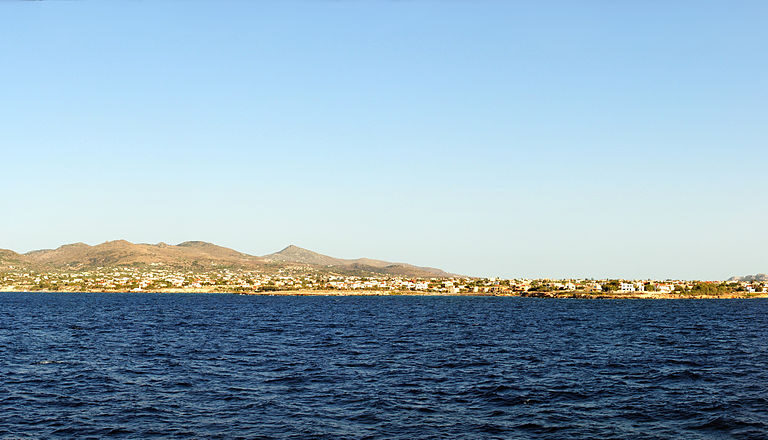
[1,293,767,439]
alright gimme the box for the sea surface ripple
[1,293,767,439]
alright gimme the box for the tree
[530,282,552,292]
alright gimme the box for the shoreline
[2,288,767,299]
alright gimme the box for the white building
[618,282,636,292]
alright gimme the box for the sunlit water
[1,293,767,439]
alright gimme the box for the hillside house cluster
[1,267,767,296]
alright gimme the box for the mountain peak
[266,245,338,266]
[278,244,311,254]
[59,242,90,249]
[178,241,215,248]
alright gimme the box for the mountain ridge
[4,240,454,278]
[728,273,768,282]
[264,244,452,277]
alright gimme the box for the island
[1,241,766,298]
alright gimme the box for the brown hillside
[23,240,263,270]
[9,240,455,277]
[264,245,453,277]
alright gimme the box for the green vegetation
[689,282,737,296]
[529,281,553,292]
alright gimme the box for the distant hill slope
[263,245,453,277]
[0,249,21,259]
[0,249,27,270]
[728,274,768,282]
[8,241,453,278]
[23,240,264,270]
[263,245,342,266]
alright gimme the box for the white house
[619,282,636,292]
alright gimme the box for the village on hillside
[1,266,766,298]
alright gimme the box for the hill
[263,245,453,277]
[0,249,27,270]
[23,240,263,270]
[728,274,768,282]
[9,241,453,278]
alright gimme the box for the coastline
[2,287,767,299]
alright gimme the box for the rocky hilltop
[264,245,451,277]
[2,240,453,278]
[728,274,768,282]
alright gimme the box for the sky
[1,1,766,280]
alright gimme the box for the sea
[1,293,767,439]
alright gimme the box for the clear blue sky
[1,1,766,280]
